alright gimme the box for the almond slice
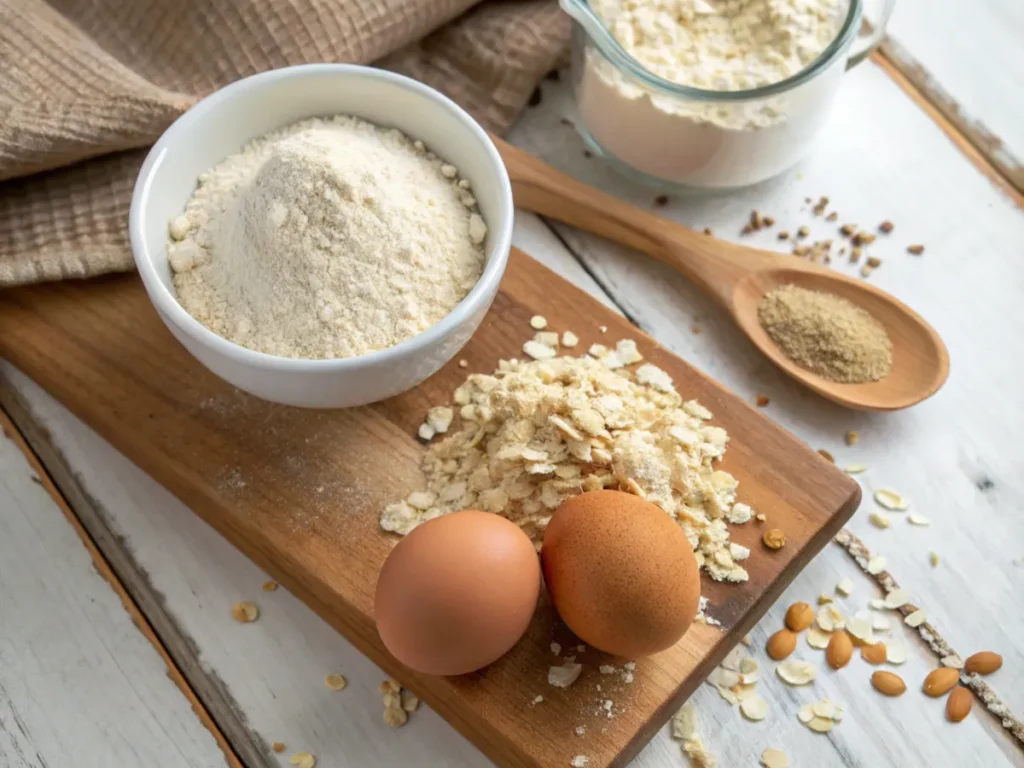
[835,578,853,596]
[883,589,909,609]
[761,748,789,768]
[885,643,907,665]
[807,628,831,649]
[807,716,833,733]
[740,695,768,721]
[777,659,817,686]
[905,608,928,627]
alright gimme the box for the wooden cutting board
[0,248,860,768]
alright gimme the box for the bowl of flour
[130,65,513,408]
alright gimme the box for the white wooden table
[2,7,1023,766]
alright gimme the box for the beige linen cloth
[0,0,569,287]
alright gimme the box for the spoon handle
[492,136,751,307]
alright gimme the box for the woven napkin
[0,0,569,287]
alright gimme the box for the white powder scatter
[170,116,486,359]
[571,757,589,768]
[548,662,583,689]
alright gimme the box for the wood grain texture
[0,410,229,767]
[881,0,1024,197]
[0,247,859,768]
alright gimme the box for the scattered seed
[818,449,835,463]
[859,264,874,279]
[324,674,347,691]
[458,359,469,368]
[797,226,810,238]
[785,602,815,632]
[871,670,906,696]
[844,463,867,474]
[924,667,961,697]
[763,528,786,550]
[766,629,798,660]
[826,212,838,222]
[946,686,972,722]
[929,551,940,567]
[908,514,931,526]
[231,601,259,623]
[826,632,853,669]
[964,651,1002,676]
[289,753,315,768]
[844,430,859,446]
[273,742,285,753]
[865,256,882,269]
[839,223,857,237]
[850,246,862,263]
[817,594,834,605]
[907,244,925,255]
[778,231,790,240]
[654,195,669,207]
[703,227,713,236]
[879,221,894,233]
[764,216,776,227]
[384,706,408,727]
[262,580,278,592]
[755,394,770,407]
[861,643,887,665]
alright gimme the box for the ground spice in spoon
[757,284,893,383]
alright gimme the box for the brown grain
[826,631,853,669]
[766,629,798,661]
[947,686,973,722]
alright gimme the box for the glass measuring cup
[563,0,896,191]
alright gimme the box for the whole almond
[785,602,814,632]
[946,686,972,722]
[861,642,887,665]
[871,670,906,696]
[964,651,1002,676]
[923,667,960,697]
[767,629,798,660]
[826,631,853,669]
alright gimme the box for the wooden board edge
[0,375,263,768]
[870,46,1024,208]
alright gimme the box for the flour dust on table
[169,116,487,359]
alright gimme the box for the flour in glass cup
[167,116,488,359]
[577,0,849,188]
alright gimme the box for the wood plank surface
[0,411,230,767]
[0,244,859,768]
[882,0,1024,195]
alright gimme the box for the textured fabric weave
[0,0,569,286]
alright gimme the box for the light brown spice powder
[758,284,893,383]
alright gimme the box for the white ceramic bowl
[130,64,513,408]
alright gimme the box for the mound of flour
[168,116,487,359]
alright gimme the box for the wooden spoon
[492,137,949,411]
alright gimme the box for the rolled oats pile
[381,340,754,582]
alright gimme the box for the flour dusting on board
[382,339,756,583]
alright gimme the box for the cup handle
[847,0,896,69]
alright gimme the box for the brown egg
[375,510,541,676]
[541,490,700,657]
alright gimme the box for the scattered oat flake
[533,695,544,704]
[807,628,831,649]
[905,609,928,627]
[324,674,347,691]
[874,489,909,511]
[562,331,579,348]
[885,643,907,665]
[807,716,833,733]
[817,594,833,605]
[836,577,853,596]
[869,511,891,529]
[817,449,835,463]
[530,315,548,330]
[671,703,698,740]
[846,616,873,642]
[551,642,562,656]
[907,244,925,255]
[867,556,887,575]
[883,589,909,609]
[929,552,940,567]
[777,659,817,686]
[908,514,931,526]
[548,662,583,688]
[761,748,789,768]
[262,580,278,592]
[231,601,258,623]
[755,395,770,407]
[522,340,556,360]
[272,742,285,753]
[740,695,768,721]
[289,753,315,768]
[844,430,859,446]
[844,463,867,474]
